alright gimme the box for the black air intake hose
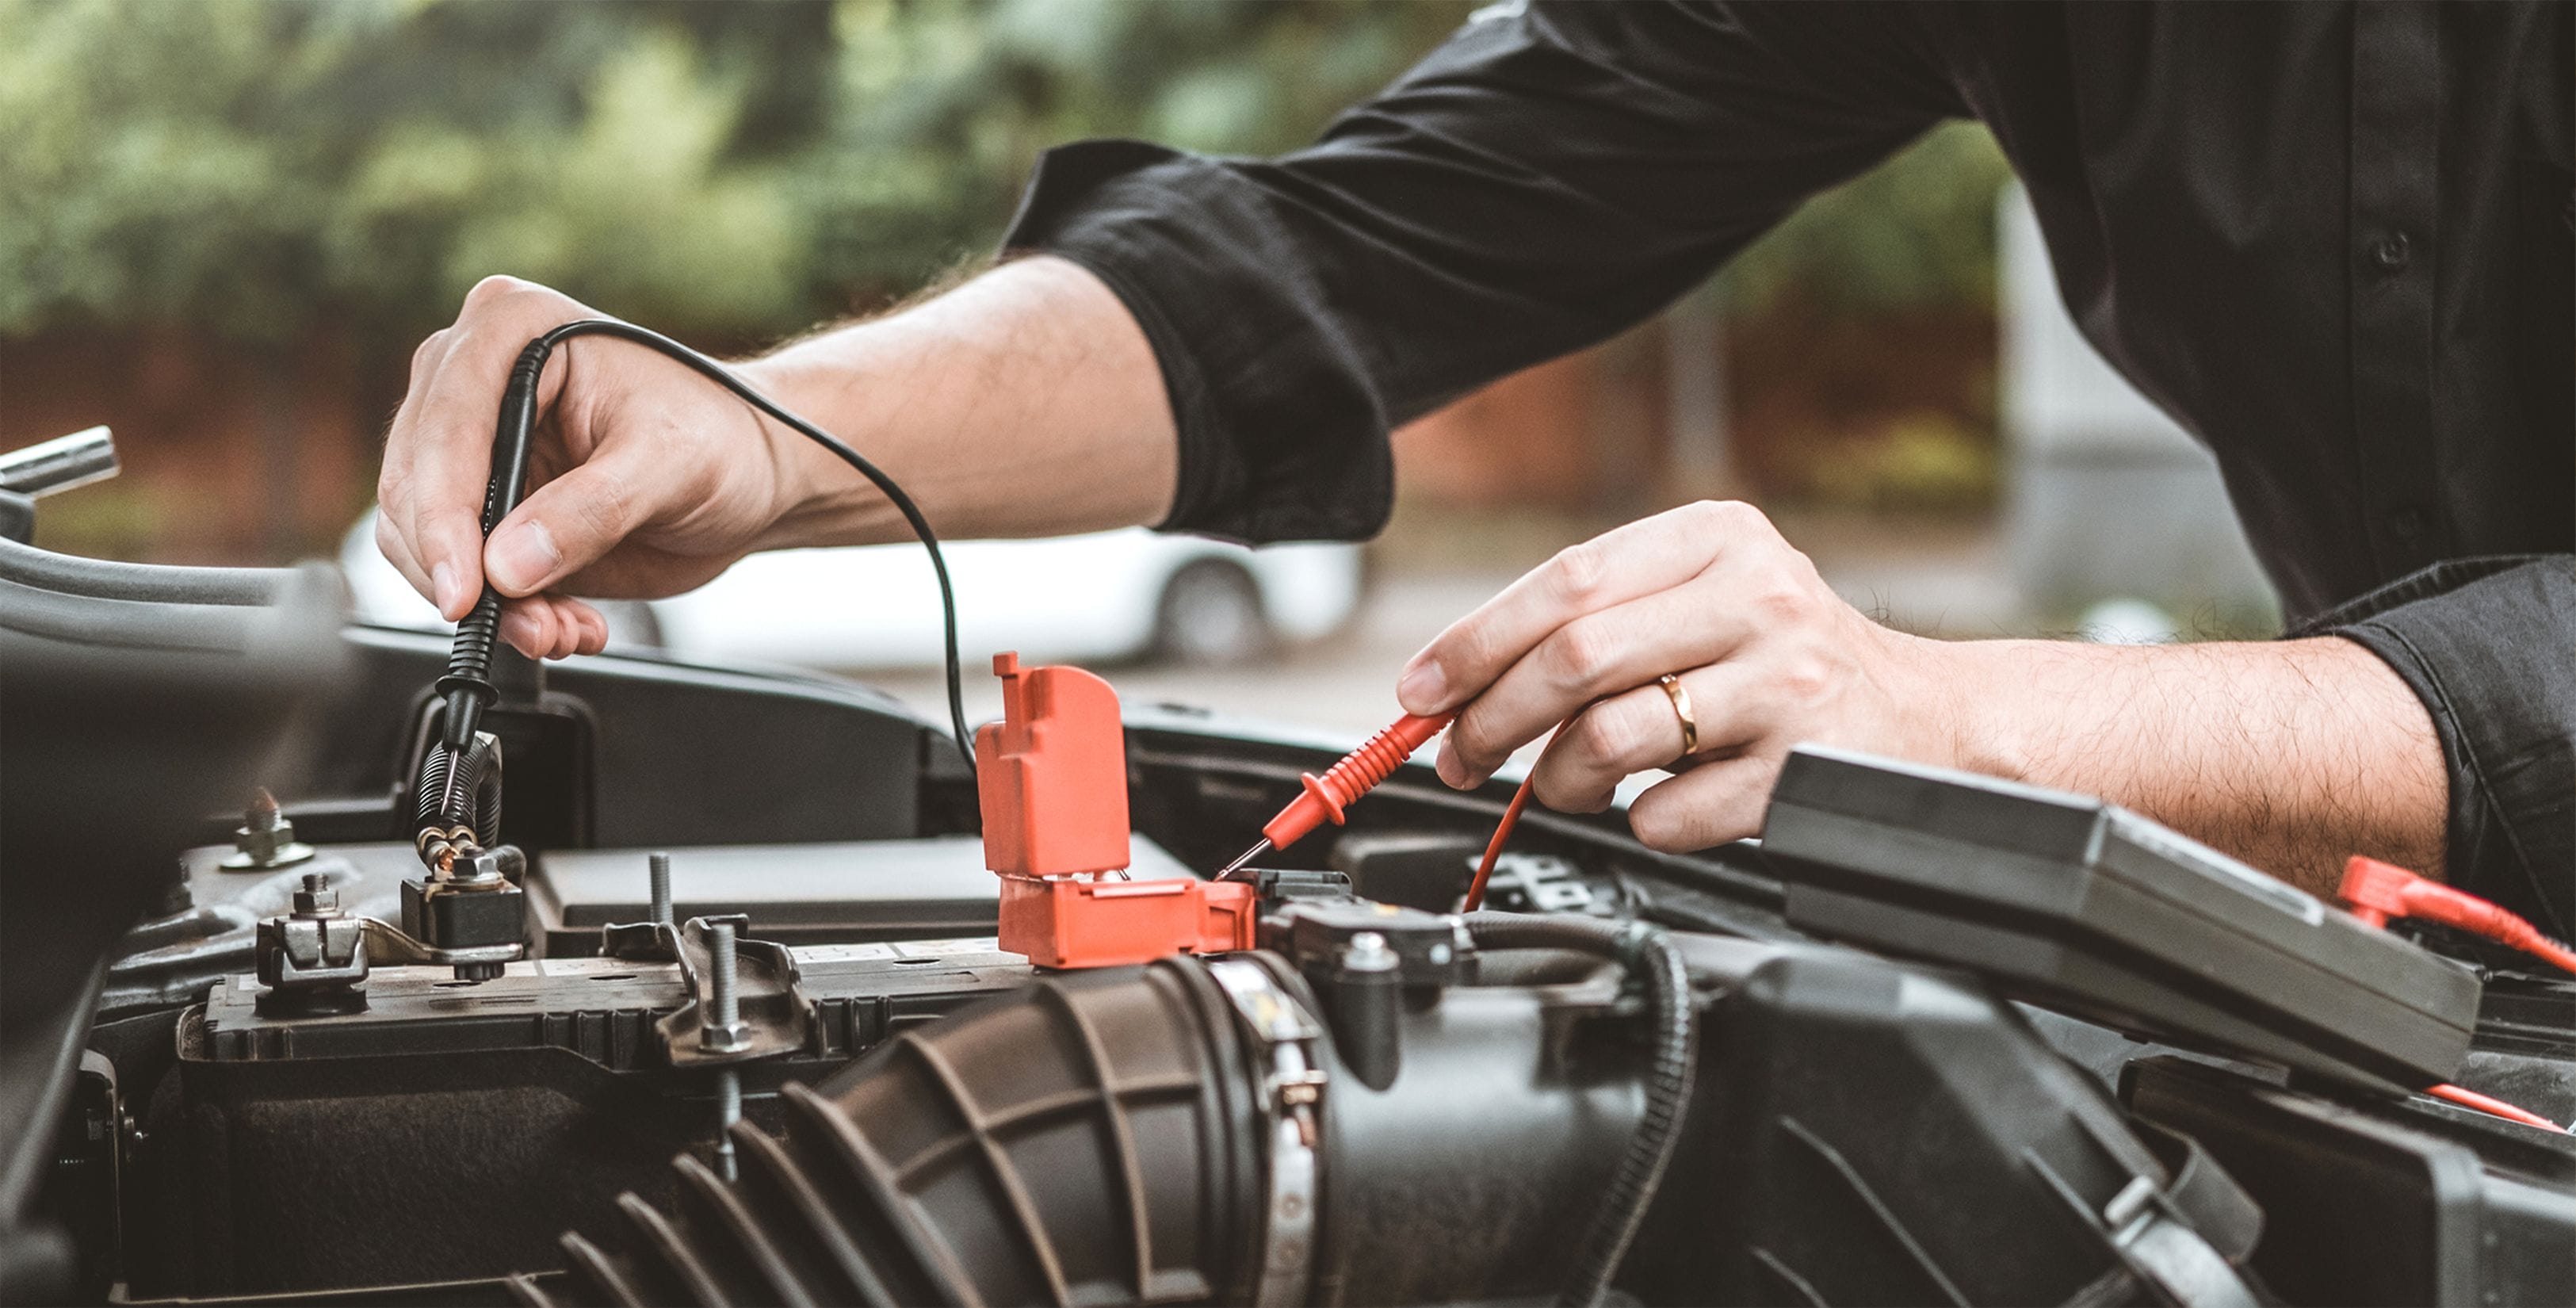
[1454,913,1697,1308]
[522,958,1267,1307]
[523,938,1662,1308]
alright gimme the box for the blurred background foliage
[1725,121,2011,320]
[0,0,2007,347]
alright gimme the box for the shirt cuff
[999,140,1395,545]
[2307,556,2575,938]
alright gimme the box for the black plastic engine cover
[134,943,1030,1299]
[1622,947,2264,1306]
[2124,1055,2576,1308]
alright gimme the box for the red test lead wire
[1216,707,1559,915]
[2337,855,2574,1134]
[1463,770,1539,912]
[2425,1083,2569,1133]
[2340,856,2576,975]
[1219,711,1456,876]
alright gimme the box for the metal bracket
[354,917,524,969]
[1206,957,1326,1308]
[598,920,683,962]
[655,916,812,1068]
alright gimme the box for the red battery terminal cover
[996,876,1253,970]
[977,652,1252,968]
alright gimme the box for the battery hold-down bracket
[977,652,1252,968]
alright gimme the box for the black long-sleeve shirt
[1004,0,2574,931]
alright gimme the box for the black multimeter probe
[413,320,975,867]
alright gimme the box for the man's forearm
[1943,635,2448,896]
[740,256,1179,548]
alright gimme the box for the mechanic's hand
[377,276,808,659]
[1397,501,1970,852]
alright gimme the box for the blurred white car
[340,511,1364,668]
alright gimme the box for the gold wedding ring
[1657,673,1697,758]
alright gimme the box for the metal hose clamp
[1206,957,1328,1308]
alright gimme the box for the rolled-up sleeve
[1001,1,1958,542]
[2318,556,2576,936]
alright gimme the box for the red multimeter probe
[1217,712,1455,878]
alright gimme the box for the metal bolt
[714,1069,741,1183]
[451,844,523,886]
[649,851,673,926]
[701,922,750,1054]
[291,872,341,918]
[221,788,314,870]
[1343,931,1400,973]
[709,923,740,1027]
[704,918,746,1183]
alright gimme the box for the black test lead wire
[420,320,977,859]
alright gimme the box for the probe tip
[1217,838,1272,880]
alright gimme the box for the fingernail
[498,608,537,656]
[486,521,559,595]
[1397,657,1447,714]
[430,561,464,618]
[1436,751,1469,790]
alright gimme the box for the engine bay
[5,495,2574,1307]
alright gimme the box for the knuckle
[576,472,633,537]
[1532,767,1592,814]
[1543,618,1618,691]
[410,328,449,376]
[462,273,528,311]
[1619,693,1672,755]
[1451,711,1503,766]
[1563,709,1628,771]
[1751,583,1813,625]
[1774,656,1833,703]
[1787,546,1825,585]
[1433,625,1492,685]
[1545,541,1610,606]
[1704,498,1771,534]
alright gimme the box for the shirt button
[2388,506,2425,538]
[2371,232,2412,271]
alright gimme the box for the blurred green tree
[0,0,2003,344]
[1724,120,2012,319]
[0,0,1470,343]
